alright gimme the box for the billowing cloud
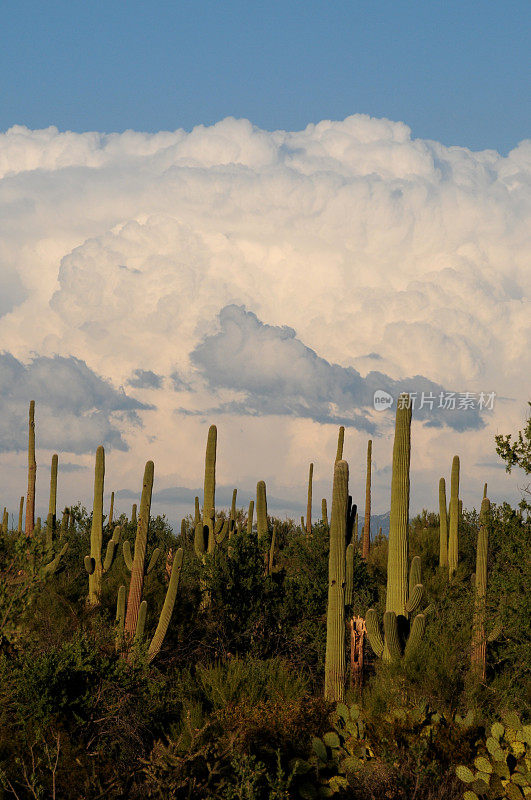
[191,304,483,431]
[0,115,528,515]
[0,353,146,453]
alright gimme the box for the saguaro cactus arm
[148,548,184,661]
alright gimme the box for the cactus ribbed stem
[362,440,372,559]
[108,491,114,528]
[256,481,267,540]
[306,463,313,534]
[25,400,36,537]
[125,461,154,636]
[18,496,24,534]
[345,542,354,606]
[335,426,345,462]
[386,395,412,619]
[148,548,184,661]
[203,425,217,553]
[324,459,348,702]
[471,497,490,681]
[88,446,105,605]
[49,454,58,521]
[483,482,487,499]
[247,500,254,535]
[131,503,137,525]
[439,477,448,567]
[448,456,460,577]
[321,498,328,527]
[229,488,237,537]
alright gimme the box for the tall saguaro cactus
[25,400,36,537]
[125,461,154,636]
[439,477,448,567]
[335,426,345,462]
[324,459,349,702]
[46,454,58,559]
[321,498,328,527]
[471,497,490,681]
[18,496,24,534]
[362,440,372,559]
[256,480,268,540]
[448,456,460,577]
[87,447,105,605]
[203,425,217,553]
[306,463,313,534]
[366,395,426,663]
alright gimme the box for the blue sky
[2,0,529,153]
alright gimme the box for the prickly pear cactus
[297,703,374,798]
[456,712,530,800]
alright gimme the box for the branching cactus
[124,461,157,636]
[366,395,426,663]
[362,440,372,559]
[324,459,348,702]
[84,447,122,606]
[116,547,184,662]
[439,477,448,567]
[470,496,490,682]
[25,400,36,536]
[448,455,460,577]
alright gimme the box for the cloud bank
[0,115,529,515]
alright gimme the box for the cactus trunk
[335,426,345,462]
[324,459,348,702]
[125,461,154,637]
[386,397,412,620]
[448,456,460,577]
[88,447,105,605]
[306,463,313,534]
[203,425,217,553]
[362,440,372,559]
[439,477,448,567]
[25,400,36,536]
[321,498,328,526]
[256,481,267,540]
[471,497,489,681]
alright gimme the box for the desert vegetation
[0,397,529,799]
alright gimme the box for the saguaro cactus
[306,463,313,534]
[324,459,348,702]
[336,426,345,462]
[25,400,36,536]
[471,497,490,681]
[45,454,58,560]
[365,395,426,663]
[108,491,114,528]
[448,456,460,577]
[362,440,372,559]
[86,447,105,605]
[203,425,217,553]
[256,480,268,540]
[439,477,448,567]
[18,496,24,534]
[124,461,155,636]
[321,498,328,527]
[247,499,254,535]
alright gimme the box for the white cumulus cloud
[0,115,528,519]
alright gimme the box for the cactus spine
[203,425,217,553]
[256,481,267,540]
[365,395,425,663]
[362,440,372,559]
[448,456,460,577]
[25,400,36,537]
[306,463,313,534]
[124,461,154,636]
[471,497,490,681]
[439,477,448,567]
[324,459,348,702]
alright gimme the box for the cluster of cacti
[84,446,121,605]
[116,460,184,661]
[456,713,530,800]
[365,395,426,663]
[297,702,373,797]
